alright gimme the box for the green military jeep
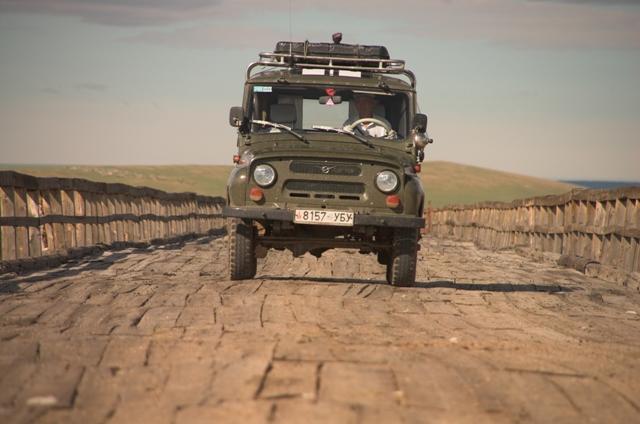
[223,35,432,286]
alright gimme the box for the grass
[1,161,577,208]
[0,164,231,198]
[420,161,577,207]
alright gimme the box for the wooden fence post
[26,190,42,258]
[14,188,29,259]
[48,189,65,251]
[84,191,95,246]
[73,190,85,247]
[61,189,76,249]
[1,186,16,261]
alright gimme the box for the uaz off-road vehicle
[223,35,432,286]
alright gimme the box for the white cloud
[124,24,291,50]
[0,0,224,26]
[1,0,639,49]
[76,82,108,92]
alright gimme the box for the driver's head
[353,93,377,118]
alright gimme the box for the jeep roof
[244,38,417,90]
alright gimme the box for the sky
[0,0,639,181]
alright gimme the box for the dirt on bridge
[1,233,639,423]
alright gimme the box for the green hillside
[1,162,577,208]
[420,161,577,207]
[0,165,230,198]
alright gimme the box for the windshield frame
[244,82,414,140]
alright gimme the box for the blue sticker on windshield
[253,86,272,93]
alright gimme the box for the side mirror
[319,96,342,105]
[229,106,244,127]
[412,113,428,133]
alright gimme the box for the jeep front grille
[284,180,364,201]
[289,161,361,176]
[285,180,365,194]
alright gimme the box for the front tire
[386,228,419,287]
[228,218,257,280]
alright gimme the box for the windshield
[249,85,409,139]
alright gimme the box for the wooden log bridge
[430,186,640,286]
[0,171,225,273]
[1,174,640,423]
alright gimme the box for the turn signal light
[249,187,264,202]
[413,164,421,173]
[233,154,241,164]
[386,195,401,208]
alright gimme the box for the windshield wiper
[252,120,307,143]
[311,125,374,148]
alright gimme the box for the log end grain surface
[1,235,639,423]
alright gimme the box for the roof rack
[247,51,416,88]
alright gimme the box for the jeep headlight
[253,164,276,187]
[375,170,399,193]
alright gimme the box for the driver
[344,93,393,138]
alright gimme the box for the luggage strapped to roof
[247,41,416,88]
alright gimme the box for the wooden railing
[430,187,640,277]
[0,171,225,270]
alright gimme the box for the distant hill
[0,165,231,199]
[421,161,577,207]
[1,162,577,208]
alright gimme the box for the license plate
[294,209,354,226]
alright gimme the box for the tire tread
[228,218,257,280]
[386,228,418,287]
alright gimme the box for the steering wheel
[344,118,393,137]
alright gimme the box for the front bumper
[223,206,425,229]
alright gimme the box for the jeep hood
[241,133,414,167]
